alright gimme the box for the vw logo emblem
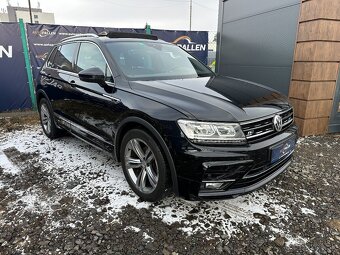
[273,115,283,132]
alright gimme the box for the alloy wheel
[40,104,51,135]
[124,138,159,194]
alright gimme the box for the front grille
[241,108,294,142]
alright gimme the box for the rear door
[66,41,123,146]
[40,43,78,118]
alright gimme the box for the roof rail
[98,31,158,41]
[61,33,99,42]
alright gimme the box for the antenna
[189,0,192,31]
[7,0,11,7]
[37,1,40,9]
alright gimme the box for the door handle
[102,94,121,104]
[69,80,76,87]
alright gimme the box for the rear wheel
[120,129,168,202]
[38,98,61,139]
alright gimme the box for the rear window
[52,43,77,72]
[46,47,57,68]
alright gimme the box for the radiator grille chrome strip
[241,108,294,141]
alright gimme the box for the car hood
[129,75,290,122]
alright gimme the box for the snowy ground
[0,118,339,254]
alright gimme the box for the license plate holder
[270,137,296,164]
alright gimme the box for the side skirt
[54,113,115,154]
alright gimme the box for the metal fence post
[19,18,37,110]
[145,23,151,35]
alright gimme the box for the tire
[38,98,61,139]
[120,129,168,202]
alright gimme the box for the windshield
[105,41,214,81]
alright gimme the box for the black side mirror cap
[79,67,106,85]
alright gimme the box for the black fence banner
[26,25,209,81]
[151,29,209,64]
[0,22,31,111]
[0,23,209,112]
[26,24,144,80]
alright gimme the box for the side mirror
[79,67,105,86]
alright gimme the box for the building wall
[15,10,55,24]
[14,11,32,23]
[216,0,301,95]
[3,6,55,24]
[289,0,340,136]
[0,13,9,22]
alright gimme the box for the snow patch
[18,193,52,213]
[285,235,309,247]
[0,151,20,175]
[270,227,308,247]
[68,223,76,228]
[0,127,292,237]
[143,232,154,242]
[301,207,316,216]
[124,226,141,232]
[152,191,288,235]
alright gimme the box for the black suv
[36,32,297,202]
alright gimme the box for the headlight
[177,120,246,144]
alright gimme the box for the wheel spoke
[46,120,51,133]
[130,139,145,160]
[144,147,155,163]
[146,153,154,164]
[145,166,157,188]
[126,157,142,168]
[40,104,51,134]
[136,168,147,191]
[144,147,151,158]
[41,107,48,116]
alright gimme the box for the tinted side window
[75,42,113,82]
[53,43,77,72]
[46,47,57,68]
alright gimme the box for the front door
[65,42,123,148]
[329,70,340,133]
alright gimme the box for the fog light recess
[201,180,234,191]
[205,182,224,190]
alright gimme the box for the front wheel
[120,129,168,202]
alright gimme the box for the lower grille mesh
[230,156,292,189]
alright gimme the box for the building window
[34,14,38,19]
[34,20,39,24]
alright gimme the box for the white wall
[0,13,9,22]
[15,10,55,24]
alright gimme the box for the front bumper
[172,125,298,199]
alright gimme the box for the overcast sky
[1,0,219,31]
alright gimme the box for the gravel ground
[0,114,339,255]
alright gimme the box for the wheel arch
[36,89,51,107]
[114,116,179,195]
